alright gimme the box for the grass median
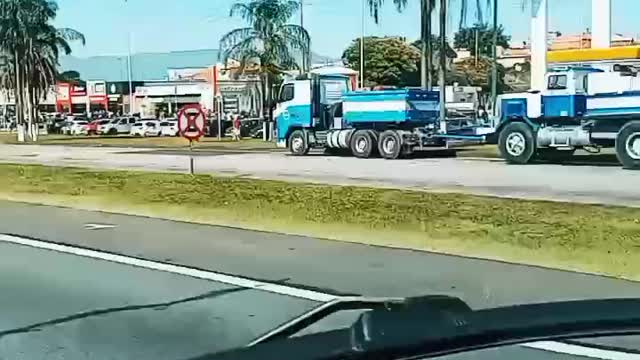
[1,163,640,280]
[0,133,279,151]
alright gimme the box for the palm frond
[57,27,85,46]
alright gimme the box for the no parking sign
[178,104,206,141]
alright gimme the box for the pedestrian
[232,115,241,141]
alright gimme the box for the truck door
[312,75,349,130]
[274,80,312,145]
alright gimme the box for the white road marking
[523,341,640,360]
[1,233,637,359]
[0,234,336,302]
[83,223,117,230]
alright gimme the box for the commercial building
[0,49,344,119]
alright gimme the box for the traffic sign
[178,104,206,141]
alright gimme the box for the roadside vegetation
[1,163,639,280]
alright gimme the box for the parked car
[160,120,179,136]
[86,119,111,135]
[60,120,86,135]
[96,119,117,135]
[70,121,89,136]
[100,116,138,135]
[130,120,161,137]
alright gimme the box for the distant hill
[59,49,339,82]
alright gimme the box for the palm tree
[0,0,84,142]
[219,0,310,120]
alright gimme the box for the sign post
[177,104,206,175]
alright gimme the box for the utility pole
[426,0,432,89]
[420,0,427,89]
[300,0,304,28]
[300,0,306,72]
[125,0,134,115]
[438,0,447,133]
[491,0,498,111]
[475,27,479,67]
[360,0,365,89]
[127,33,134,114]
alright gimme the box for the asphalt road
[0,241,320,360]
[1,201,640,359]
[0,144,638,207]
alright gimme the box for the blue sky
[55,0,640,58]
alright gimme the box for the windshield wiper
[192,296,640,360]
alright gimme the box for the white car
[160,120,179,136]
[130,121,161,137]
[65,121,89,135]
[100,117,138,135]
[92,119,112,135]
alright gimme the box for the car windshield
[2,1,639,360]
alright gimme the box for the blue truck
[274,74,490,159]
[494,66,640,169]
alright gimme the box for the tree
[453,23,510,57]
[219,0,310,119]
[0,0,84,142]
[449,56,506,92]
[342,37,420,88]
[457,0,492,28]
[409,36,456,85]
[58,70,82,83]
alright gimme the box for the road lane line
[0,234,336,302]
[523,341,640,360]
[1,233,636,359]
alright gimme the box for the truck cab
[494,66,640,169]
[274,74,351,150]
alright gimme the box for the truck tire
[350,130,374,158]
[498,122,536,164]
[378,130,402,159]
[288,130,310,156]
[615,121,640,169]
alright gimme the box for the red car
[85,119,110,135]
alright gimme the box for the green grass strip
[1,163,639,280]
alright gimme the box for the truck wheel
[498,122,536,164]
[288,130,310,156]
[616,121,640,169]
[378,130,402,159]
[350,130,374,158]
